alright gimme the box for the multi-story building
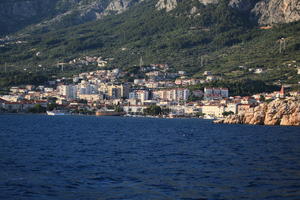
[204,88,228,100]
[153,88,190,102]
[129,90,149,103]
[58,85,77,99]
[107,84,130,99]
[78,82,98,95]
[202,104,226,118]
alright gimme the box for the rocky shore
[214,99,300,126]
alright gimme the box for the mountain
[156,0,300,25]
[0,0,300,89]
[1,0,300,36]
[0,0,143,36]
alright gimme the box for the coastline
[214,99,300,126]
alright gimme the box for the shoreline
[2,112,299,126]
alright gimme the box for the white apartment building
[129,90,149,103]
[204,88,228,100]
[153,88,190,102]
[58,85,77,99]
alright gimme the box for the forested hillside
[0,0,299,89]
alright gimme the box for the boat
[203,115,216,120]
[46,110,66,116]
[96,109,125,116]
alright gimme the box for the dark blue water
[0,115,300,200]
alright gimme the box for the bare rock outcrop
[251,0,300,25]
[215,99,300,126]
[156,0,178,12]
[156,0,218,12]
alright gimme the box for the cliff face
[156,0,178,12]
[155,0,300,25]
[251,0,300,25]
[215,99,300,126]
[156,0,219,11]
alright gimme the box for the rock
[229,0,258,12]
[251,0,300,25]
[156,0,219,12]
[156,0,178,12]
[199,0,219,5]
[216,99,300,126]
[155,0,300,25]
[106,0,140,14]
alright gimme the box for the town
[0,58,299,119]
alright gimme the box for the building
[225,103,239,114]
[123,105,147,115]
[78,82,98,95]
[129,90,149,103]
[202,104,226,118]
[204,88,228,100]
[203,71,212,76]
[107,84,130,99]
[133,79,146,85]
[78,94,104,102]
[254,68,264,74]
[58,85,77,99]
[153,88,190,102]
[278,85,285,98]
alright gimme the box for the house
[254,68,264,74]
[0,95,23,102]
[168,105,186,116]
[134,79,146,85]
[0,98,8,110]
[178,71,186,75]
[203,71,212,76]
[225,103,239,114]
[206,75,217,82]
[123,105,147,115]
[202,104,226,118]
[78,94,104,102]
[241,96,257,105]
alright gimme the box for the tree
[29,104,46,113]
[144,105,162,116]
[47,102,58,111]
[114,105,123,112]
[222,111,234,117]
[259,95,265,102]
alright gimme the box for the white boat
[203,115,215,120]
[47,110,66,116]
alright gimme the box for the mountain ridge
[1,0,300,36]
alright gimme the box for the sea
[0,114,299,200]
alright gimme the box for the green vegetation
[0,0,299,89]
[28,104,46,113]
[222,111,234,117]
[144,105,162,116]
[189,79,279,96]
